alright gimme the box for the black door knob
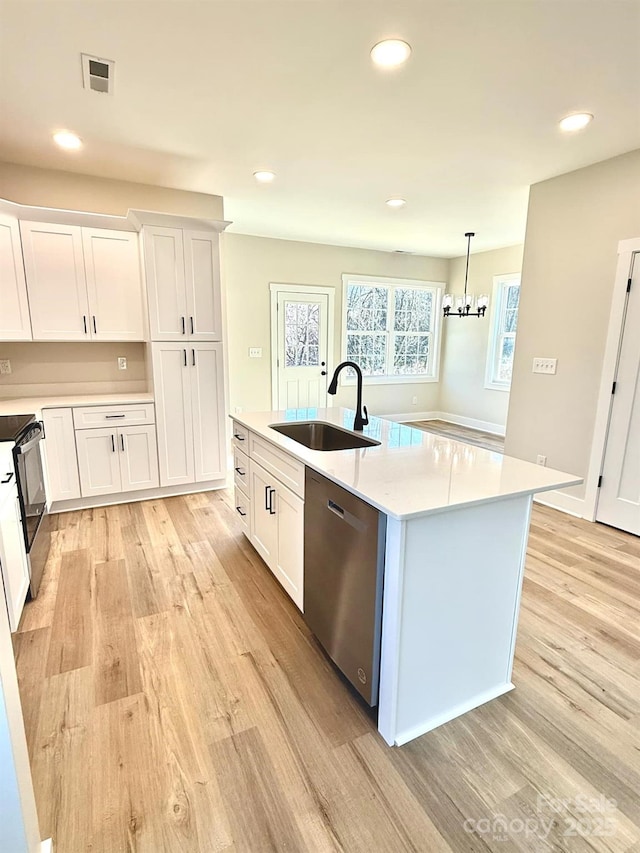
[321,370,327,376]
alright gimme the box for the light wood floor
[408,419,505,453]
[13,492,640,852]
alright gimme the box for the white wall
[440,245,523,431]
[223,233,449,416]
[505,148,640,500]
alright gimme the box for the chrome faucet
[327,361,369,431]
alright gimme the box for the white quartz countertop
[232,408,583,520]
[0,392,154,418]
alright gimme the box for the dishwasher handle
[327,499,345,518]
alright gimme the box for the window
[486,274,521,390]
[342,275,443,383]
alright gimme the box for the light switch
[249,347,263,358]
[532,358,557,375]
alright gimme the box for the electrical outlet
[0,359,11,375]
[249,347,262,358]
[536,455,547,466]
[412,396,418,405]
[117,357,127,370]
[533,358,557,375]
[234,406,243,414]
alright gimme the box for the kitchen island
[231,407,582,746]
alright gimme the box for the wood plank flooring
[13,492,640,852]
[408,419,505,452]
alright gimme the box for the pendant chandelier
[442,232,489,318]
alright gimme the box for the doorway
[270,284,334,410]
[596,249,640,535]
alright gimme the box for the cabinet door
[82,228,145,341]
[184,230,222,341]
[190,343,225,482]
[0,484,30,632]
[20,221,90,341]
[151,343,194,486]
[0,214,31,341]
[118,425,159,492]
[273,484,304,611]
[75,428,122,497]
[143,226,188,340]
[249,461,277,569]
[41,408,81,502]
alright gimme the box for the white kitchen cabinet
[0,477,30,632]
[151,342,225,487]
[20,220,144,342]
[76,423,159,498]
[20,221,89,341]
[76,427,122,497]
[234,484,250,538]
[0,213,31,341]
[42,408,81,502]
[119,425,159,492]
[143,226,222,341]
[82,228,144,340]
[249,457,304,611]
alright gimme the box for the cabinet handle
[234,466,245,476]
[236,506,247,517]
[190,316,194,335]
[264,484,271,511]
[183,349,187,367]
[105,414,126,419]
[111,434,116,453]
[120,433,125,452]
[233,433,245,441]
[181,316,186,335]
[93,315,97,334]
[192,348,195,366]
[83,315,87,334]
[1,471,13,484]
[269,488,276,515]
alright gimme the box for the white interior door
[276,292,329,410]
[597,255,640,535]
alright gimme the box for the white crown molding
[128,208,232,232]
[0,196,136,231]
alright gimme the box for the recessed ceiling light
[371,39,412,68]
[253,170,276,183]
[386,198,406,208]
[559,112,594,132]
[53,130,83,150]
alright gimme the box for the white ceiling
[0,1,639,257]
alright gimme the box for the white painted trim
[128,209,231,232]
[0,195,136,232]
[269,283,336,411]
[394,683,514,746]
[40,841,53,852]
[49,479,227,514]
[340,273,445,386]
[584,244,639,521]
[534,489,585,518]
[388,411,506,436]
[484,273,521,392]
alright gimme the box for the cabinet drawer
[73,403,155,429]
[231,420,249,447]
[234,485,250,537]
[233,446,249,491]
[248,433,304,498]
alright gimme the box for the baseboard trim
[534,489,585,518]
[394,682,515,746]
[50,479,228,514]
[388,410,506,436]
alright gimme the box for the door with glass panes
[276,292,329,409]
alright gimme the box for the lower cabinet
[42,407,81,502]
[0,478,30,632]
[76,424,159,498]
[249,458,304,611]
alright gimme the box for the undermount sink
[269,421,381,451]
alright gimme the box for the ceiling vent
[81,54,114,94]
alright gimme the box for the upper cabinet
[0,214,32,340]
[19,221,144,342]
[143,226,222,341]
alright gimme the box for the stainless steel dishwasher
[304,468,386,706]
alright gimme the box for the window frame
[485,273,521,391]
[341,274,444,385]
